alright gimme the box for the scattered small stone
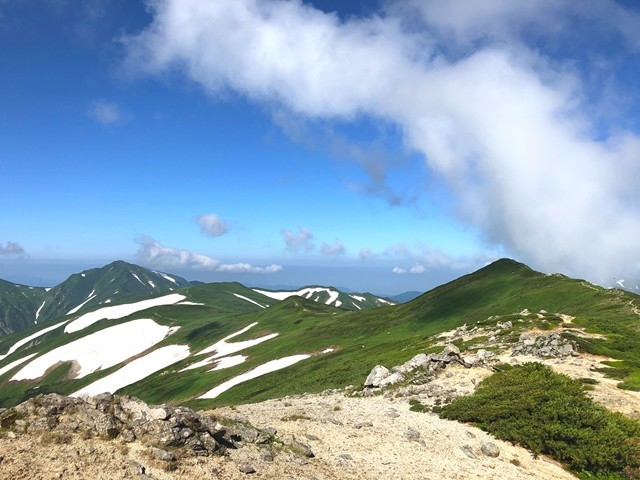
[260,450,274,462]
[461,444,477,459]
[322,415,342,425]
[150,447,176,462]
[238,462,256,474]
[290,437,315,458]
[353,422,373,429]
[338,453,353,461]
[481,442,500,458]
[403,427,421,441]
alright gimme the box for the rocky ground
[1,319,638,480]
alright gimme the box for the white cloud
[124,0,640,281]
[135,236,281,273]
[0,241,24,255]
[282,227,314,252]
[88,100,125,125]
[392,264,426,274]
[321,238,346,256]
[196,213,228,237]
[217,263,283,273]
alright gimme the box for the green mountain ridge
[0,261,191,335]
[0,258,638,412]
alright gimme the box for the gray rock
[461,444,476,459]
[364,365,390,388]
[378,371,404,388]
[442,344,461,357]
[404,427,421,441]
[481,442,500,458]
[238,463,256,474]
[150,447,176,462]
[290,436,315,458]
[353,422,373,429]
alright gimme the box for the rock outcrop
[511,332,578,358]
[363,345,472,391]
[0,392,275,459]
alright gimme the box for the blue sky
[2,0,640,293]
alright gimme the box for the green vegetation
[437,363,640,478]
[2,258,640,411]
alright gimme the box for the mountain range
[0,258,639,412]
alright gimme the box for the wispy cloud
[0,241,25,256]
[282,228,315,252]
[196,213,228,237]
[135,236,281,273]
[321,238,346,256]
[88,100,126,125]
[124,0,640,281]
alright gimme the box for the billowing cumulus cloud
[135,235,281,273]
[124,0,640,281]
[282,227,314,252]
[196,213,228,237]
[0,241,25,255]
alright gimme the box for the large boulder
[364,365,390,388]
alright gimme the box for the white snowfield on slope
[72,344,190,397]
[64,293,187,333]
[11,319,178,381]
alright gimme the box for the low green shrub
[437,363,640,476]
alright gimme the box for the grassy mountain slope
[1,258,638,411]
[0,261,190,336]
[0,280,48,335]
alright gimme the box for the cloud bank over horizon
[135,235,282,274]
[123,0,640,282]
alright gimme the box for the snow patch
[181,354,249,373]
[350,295,366,302]
[253,287,341,305]
[198,355,310,399]
[12,318,178,381]
[616,279,625,288]
[377,298,395,305]
[321,348,334,354]
[35,300,46,320]
[199,322,278,357]
[66,290,97,315]
[64,293,186,333]
[157,272,178,285]
[148,280,156,289]
[0,353,38,377]
[72,344,190,397]
[0,320,67,362]
[212,355,248,371]
[131,272,145,286]
[232,293,266,309]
